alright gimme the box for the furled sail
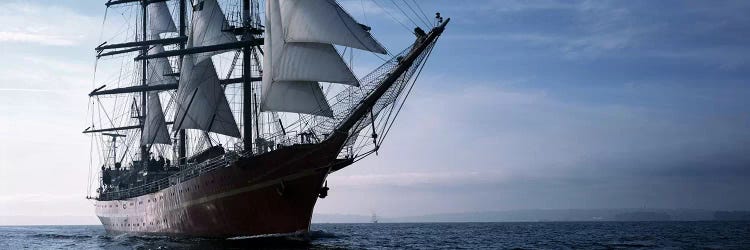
[262,0,384,117]
[148,1,177,36]
[279,0,387,54]
[141,93,172,145]
[172,55,241,138]
[191,0,238,62]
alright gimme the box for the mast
[177,0,187,165]
[140,0,149,167]
[242,0,253,154]
[171,0,242,139]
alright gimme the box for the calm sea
[1,222,748,249]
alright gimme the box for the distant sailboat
[86,0,447,239]
[371,212,379,224]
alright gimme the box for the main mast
[242,0,253,154]
[177,0,187,165]
[140,0,149,167]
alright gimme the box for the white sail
[148,1,177,35]
[279,0,387,54]
[262,0,360,117]
[262,80,334,117]
[139,33,175,146]
[275,42,358,85]
[146,41,176,86]
[141,92,172,145]
[173,55,241,138]
[191,0,237,62]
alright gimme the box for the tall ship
[85,0,447,238]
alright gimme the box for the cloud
[0,194,92,217]
[442,0,577,13]
[338,0,422,28]
[0,55,92,92]
[445,0,750,72]
[0,2,98,46]
[0,88,59,93]
[444,2,652,59]
[0,193,82,203]
[0,32,81,46]
[329,171,508,189]
[319,77,750,214]
[338,0,386,16]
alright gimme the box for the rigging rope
[389,0,422,29]
[88,7,110,195]
[96,98,117,128]
[90,4,144,197]
[402,0,431,28]
[360,0,369,25]
[87,109,95,199]
[411,0,433,27]
[378,43,436,147]
[369,0,413,34]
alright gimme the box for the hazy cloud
[330,171,508,189]
[0,2,97,46]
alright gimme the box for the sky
[1,0,750,224]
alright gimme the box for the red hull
[95,135,348,238]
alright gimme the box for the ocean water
[1,222,748,249]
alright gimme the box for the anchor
[319,181,329,199]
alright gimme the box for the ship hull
[95,135,348,238]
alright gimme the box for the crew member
[158,156,166,170]
[149,156,157,169]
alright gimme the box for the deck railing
[98,153,240,201]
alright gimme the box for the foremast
[241,0,254,154]
[177,0,187,165]
[139,0,149,168]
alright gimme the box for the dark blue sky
[319,0,750,215]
